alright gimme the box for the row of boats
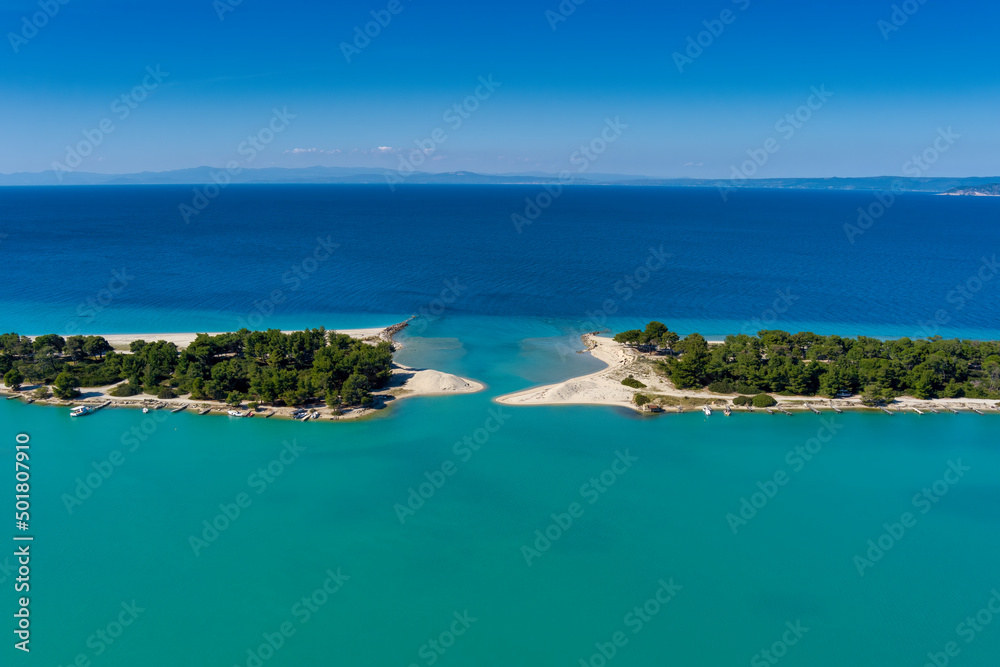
[701,405,732,417]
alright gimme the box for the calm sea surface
[2,185,999,666]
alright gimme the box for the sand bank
[99,327,386,350]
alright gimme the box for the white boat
[142,407,149,413]
[702,405,713,416]
[723,406,732,417]
[70,405,94,417]
[228,410,244,417]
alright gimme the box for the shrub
[156,386,177,400]
[33,386,51,400]
[751,393,777,408]
[707,380,735,394]
[634,394,651,407]
[621,375,646,389]
[109,383,142,397]
[733,395,751,406]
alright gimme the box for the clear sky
[2,0,998,177]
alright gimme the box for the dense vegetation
[0,328,393,407]
[620,375,646,389]
[617,323,1000,403]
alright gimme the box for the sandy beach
[496,334,1000,415]
[99,327,387,350]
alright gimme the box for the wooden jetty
[971,407,985,416]
[945,406,959,414]
[806,404,821,415]
[197,407,211,415]
[831,406,843,414]
[765,408,774,415]
[170,403,189,413]
[262,411,275,418]
[778,408,793,416]
[880,406,894,415]
[928,408,939,414]
[911,407,924,415]
[6,394,19,400]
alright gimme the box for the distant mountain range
[2,166,1000,192]
[941,183,1000,196]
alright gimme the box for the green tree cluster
[0,328,394,407]
[622,324,1000,400]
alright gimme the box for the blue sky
[2,0,998,177]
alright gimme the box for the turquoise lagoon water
[2,186,1000,665]
[3,317,1000,667]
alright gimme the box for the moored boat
[70,405,94,417]
[702,405,712,416]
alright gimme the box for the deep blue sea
[1,184,998,339]
[2,186,1000,667]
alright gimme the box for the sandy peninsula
[2,323,484,421]
[496,334,1000,415]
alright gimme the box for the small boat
[70,405,95,417]
[142,407,149,414]
[723,406,732,416]
[702,405,712,416]
[228,410,244,417]
[245,411,254,418]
